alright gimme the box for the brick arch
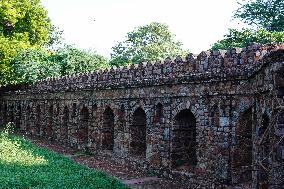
[258,112,270,187]
[98,103,116,120]
[261,107,272,119]
[26,103,33,135]
[61,105,70,145]
[117,104,126,131]
[129,102,152,126]
[129,102,147,119]
[210,104,220,128]
[233,99,254,124]
[46,104,54,140]
[154,102,164,124]
[102,106,114,151]
[171,108,197,169]
[2,102,7,125]
[8,103,15,124]
[172,102,199,122]
[78,106,89,149]
[35,104,41,136]
[15,103,22,130]
[129,107,147,158]
[231,106,254,184]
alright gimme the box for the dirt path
[28,137,185,189]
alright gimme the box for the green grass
[0,128,128,189]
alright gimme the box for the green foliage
[44,24,64,49]
[0,0,51,45]
[0,0,51,86]
[234,0,284,32]
[10,48,61,84]
[0,33,31,85]
[110,22,187,66]
[9,46,109,84]
[52,45,109,76]
[0,130,128,189]
[211,28,284,50]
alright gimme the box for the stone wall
[0,44,284,188]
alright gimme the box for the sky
[41,0,245,58]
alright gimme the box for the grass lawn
[0,128,128,189]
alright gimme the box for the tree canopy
[211,0,284,50]
[10,46,109,84]
[211,28,284,50]
[0,0,51,85]
[109,22,187,66]
[52,46,109,76]
[0,0,51,45]
[234,0,284,32]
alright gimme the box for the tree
[0,0,51,85]
[234,0,284,32]
[10,48,60,84]
[9,46,109,84]
[0,0,51,45]
[211,28,284,50]
[0,33,31,84]
[51,45,109,76]
[44,24,64,49]
[109,22,187,66]
[210,0,284,50]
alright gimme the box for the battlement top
[1,43,284,93]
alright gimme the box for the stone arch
[9,104,15,123]
[35,105,41,136]
[276,110,284,160]
[117,104,126,131]
[26,105,31,134]
[15,104,22,130]
[154,103,163,124]
[102,106,115,150]
[259,113,270,136]
[46,105,54,139]
[61,106,69,145]
[72,103,77,117]
[277,110,284,132]
[79,106,89,147]
[130,107,147,158]
[210,105,220,127]
[129,103,147,121]
[92,103,98,112]
[1,103,7,125]
[172,102,199,122]
[0,102,2,125]
[171,109,197,169]
[231,107,254,184]
[0,102,3,127]
[258,113,270,188]
[233,99,253,122]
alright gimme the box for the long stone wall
[0,44,284,188]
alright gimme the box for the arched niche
[46,105,54,139]
[171,109,197,169]
[102,106,114,151]
[231,107,253,184]
[79,106,89,147]
[61,106,69,145]
[130,107,147,158]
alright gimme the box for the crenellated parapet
[1,43,284,94]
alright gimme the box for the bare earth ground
[27,136,185,189]
[14,133,252,189]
